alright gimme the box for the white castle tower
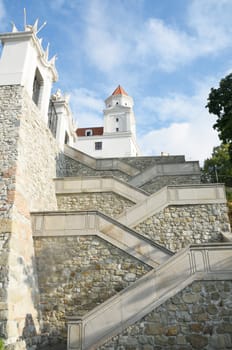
[0,21,76,149]
[0,21,58,121]
[75,85,141,158]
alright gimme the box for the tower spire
[112,85,128,96]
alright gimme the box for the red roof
[112,85,128,96]
[76,127,104,137]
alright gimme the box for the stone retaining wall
[0,85,61,348]
[0,85,22,342]
[100,280,232,350]
[57,192,135,218]
[62,155,130,181]
[120,155,186,171]
[134,204,230,252]
[140,175,201,194]
[62,155,201,193]
[34,235,151,344]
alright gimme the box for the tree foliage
[206,73,232,160]
[202,143,232,186]
[0,339,5,350]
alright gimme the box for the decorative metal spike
[33,18,39,32]
[49,54,57,65]
[36,21,47,35]
[11,22,18,33]
[45,43,50,60]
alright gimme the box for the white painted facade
[74,86,141,158]
[0,23,58,122]
[49,90,77,150]
[75,132,139,158]
[0,21,77,149]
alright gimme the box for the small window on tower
[116,118,119,122]
[95,141,102,150]
[85,129,93,136]
[116,102,119,105]
[65,132,69,145]
[116,128,119,132]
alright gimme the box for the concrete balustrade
[64,145,140,176]
[31,211,172,268]
[119,183,227,227]
[54,177,227,229]
[129,161,200,187]
[67,243,232,350]
[55,176,148,204]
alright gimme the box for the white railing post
[67,317,83,350]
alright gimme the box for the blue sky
[1,0,232,163]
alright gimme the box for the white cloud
[188,0,232,50]
[139,79,221,164]
[140,121,219,165]
[136,18,195,72]
[70,88,104,127]
[80,0,232,74]
[141,93,200,123]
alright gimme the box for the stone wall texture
[0,85,61,349]
[62,155,130,181]
[100,280,232,350]
[0,85,22,341]
[34,235,151,343]
[134,204,230,252]
[121,155,186,171]
[140,175,201,194]
[57,192,135,218]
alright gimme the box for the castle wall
[33,235,151,344]
[121,155,186,170]
[62,155,130,181]
[0,86,21,340]
[62,155,201,193]
[0,85,60,349]
[99,280,232,350]
[140,174,201,193]
[134,204,230,251]
[57,192,135,218]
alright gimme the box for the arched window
[32,68,43,107]
[65,132,69,145]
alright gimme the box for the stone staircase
[31,147,232,349]
[67,243,232,350]
[32,210,172,268]
[55,177,227,228]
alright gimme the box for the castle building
[0,20,231,350]
[75,85,141,158]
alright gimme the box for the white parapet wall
[32,211,172,268]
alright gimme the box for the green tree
[202,143,232,186]
[206,73,232,160]
[0,338,5,350]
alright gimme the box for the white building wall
[0,30,57,123]
[75,133,140,158]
